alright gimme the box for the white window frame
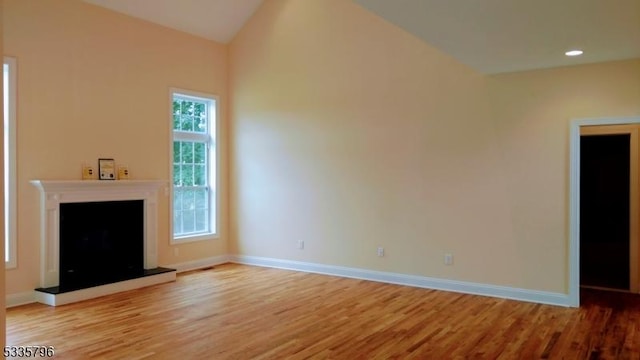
[169,88,219,243]
[4,56,17,269]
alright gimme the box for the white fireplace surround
[30,180,166,289]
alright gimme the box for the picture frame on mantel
[98,158,116,180]
[81,164,95,180]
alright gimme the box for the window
[170,89,217,242]
[4,57,17,268]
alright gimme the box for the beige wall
[4,0,229,295]
[230,0,640,293]
[488,59,640,290]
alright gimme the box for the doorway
[579,125,639,293]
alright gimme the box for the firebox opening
[59,200,144,291]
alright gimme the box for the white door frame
[569,116,640,306]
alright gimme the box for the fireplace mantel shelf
[31,179,167,193]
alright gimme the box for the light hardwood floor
[6,263,640,359]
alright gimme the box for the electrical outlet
[444,253,453,265]
[297,240,304,250]
[377,247,384,257]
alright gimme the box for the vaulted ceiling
[82,0,640,74]
[82,0,264,43]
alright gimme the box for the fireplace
[31,180,176,305]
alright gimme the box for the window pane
[174,98,209,134]
[181,165,193,186]
[174,190,183,211]
[194,102,206,133]
[173,142,181,163]
[194,142,206,164]
[195,188,207,209]
[173,211,183,235]
[173,101,181,130]
[194,165,206,186]
[181,100,194,116]
[181,142,193,163]
[183,189,195,210]
[181,115,193,131]
[173,165,181,186]
[173,114,180,130]
[195,209,208,232]
[182,210,195,233]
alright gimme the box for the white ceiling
[82,0,640,74]
[355,0,640,74]
[82,0,264,44]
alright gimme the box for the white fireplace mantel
[30,180,167,289]
[30,179,167,197]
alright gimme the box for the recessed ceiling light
[565,50,584,57]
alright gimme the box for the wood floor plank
[6,263,640,359]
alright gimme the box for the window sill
[171,233,219,244]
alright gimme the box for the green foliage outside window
[173,98,207,133]
[173,141,207,187]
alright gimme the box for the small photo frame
[82,164,95,180]
[98,158,116,180]
[118,166,130,180]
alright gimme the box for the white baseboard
[230,255,573,307]
[7,291,36,308]
[164,255,230,273]
[7,254,571,308]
